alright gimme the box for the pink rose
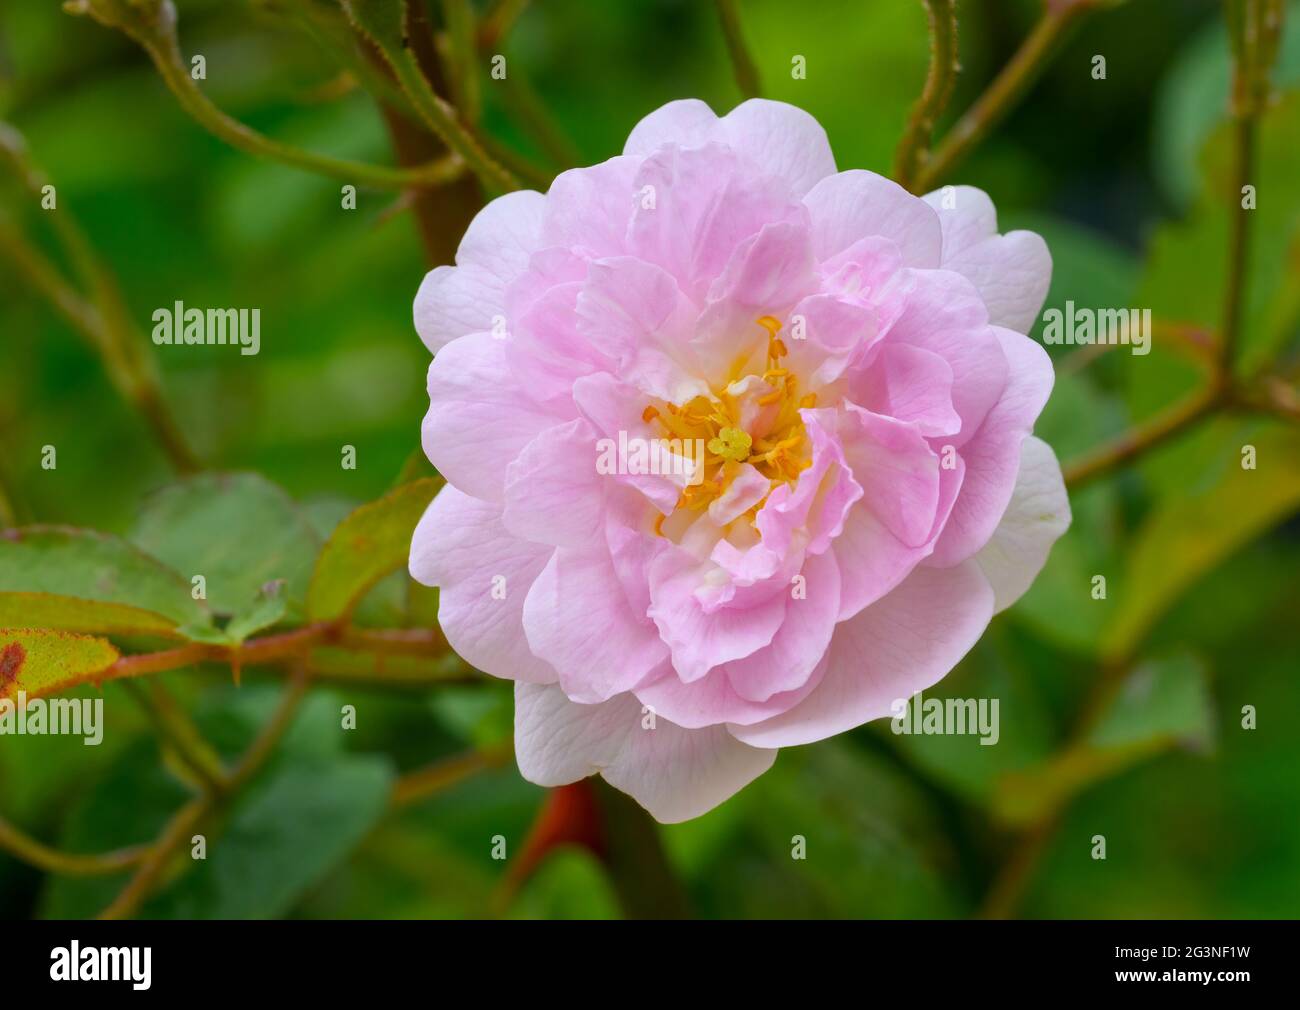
[410,99,1070,822]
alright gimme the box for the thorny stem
[379,44,519,194]
[894,0,960,192]
[914,0,1097,193]
[64,0,466,190]
[714,0,763,99]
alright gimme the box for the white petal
[974,435,1071,612]
[923,185,1051,334]
[514,683,777,823]
[413,190,545,352]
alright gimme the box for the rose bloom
[410,99,1070,822]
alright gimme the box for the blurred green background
[1,0,1299,919]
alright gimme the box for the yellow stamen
[707,427,752,462]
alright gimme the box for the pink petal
[514,683,776,823]
[879,268,1006,445]
[502,418,607,549]
[974,435,1071,612]
[522,546,670,703]
[803,170,943,267]
[422,333,568,503]
[541,155,640,258]
[635,655,824,729]
[571,372,693,514]
[728,561,994,747]
[716,98,838,198]
[409,487,557,684]
[923,185,1053,334]
[576,256,708,403]
[848,342,961,437]
[721,548,841,702]
[628,144,807,302]
[837,404,941,548]
[646,542,788,682]
[414,190,545,352]
[928,326,1054,566]
[623,98,720,156]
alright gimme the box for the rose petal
[728,561,994,747]
[409,487,557,684]
[974,435,1071,612]
[515,682,777,823]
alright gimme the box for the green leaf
[1101,424,1300,659]
[0,526,211,638]
[306,477,441,622]
[0,628,119,701]
[993,653,1213,827]
[223,579,288,644]
[42,685,392,919]
[131,472,320,622]
[1088,653,1214,752]
[1153,1,1300,207]
[146,753,394,919]
[684,739,965,917]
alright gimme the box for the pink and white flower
[410,99,1070,823]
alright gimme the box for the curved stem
[0,817,145,876]
[390,742,513,810]
[895,0,960,192]
[714,0,763,99]
[915,0,1096,193]
[1062,385,1223,491]
[67,1,464,190]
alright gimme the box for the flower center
[646,316,814,534]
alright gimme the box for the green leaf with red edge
[0,628,120,701]
[306,477,442,622]
[0,526,213,639]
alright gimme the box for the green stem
[0,816,145,876]
[714,0,763,99]
[915,0,1096,193]
[66,0,464,190]
[895,0,960,192]
[122,680,228,796]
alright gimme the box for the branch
[0,129,200,472]
[714,0,763,99]
[0,816,145,876]
[98,664,310,919]
[342,0,520,194]
[914,0,1097,193]
[122,680,228,796]
[65,0,465,190]
[1220,0,1285,371]
[389,742,513,809]
[894,0,960,192]
[1062,384,1222,490]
